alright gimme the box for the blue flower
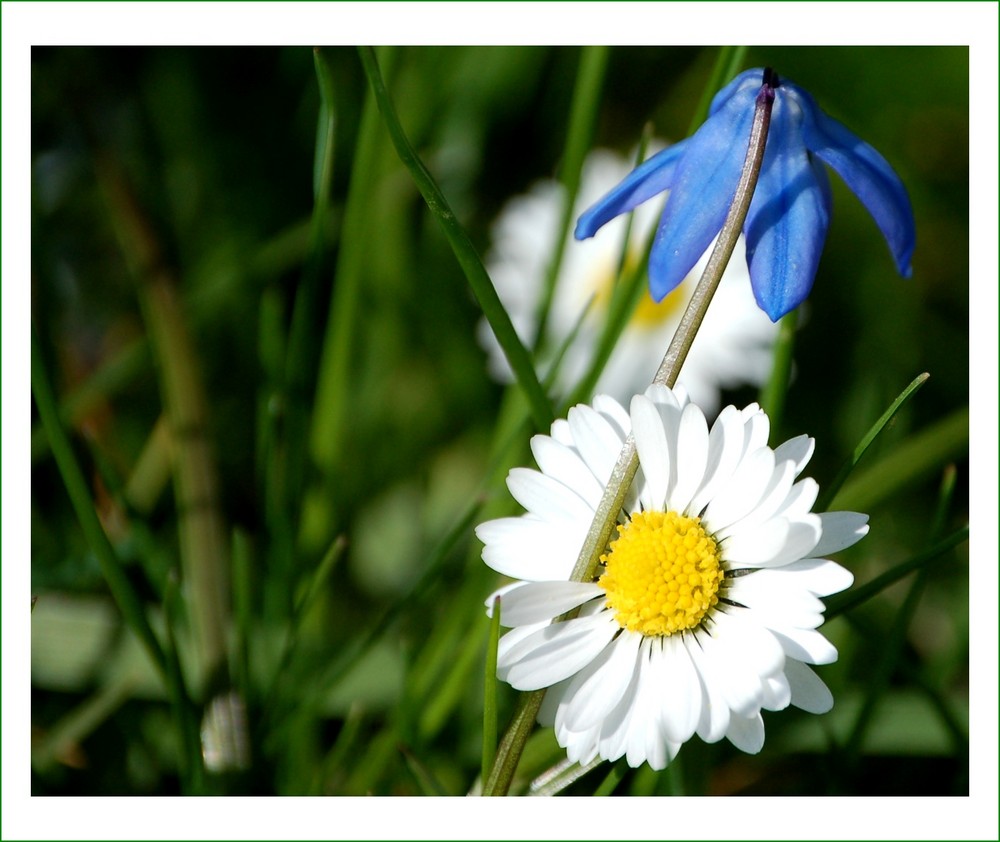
[575,68,915,321]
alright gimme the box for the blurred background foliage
[31,45,968,796]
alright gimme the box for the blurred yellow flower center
[598,510,723,636]
[591,254,687,331]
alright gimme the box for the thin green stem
[817,372,930,512]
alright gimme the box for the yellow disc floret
[598,510,724,636]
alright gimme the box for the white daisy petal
[631,394,671,510]
[484,581,528,617]
[688,405,745,515]
[506,467,595,522]
[656,635,702,743]
[501,611,619,690]
[477,516,581,580]
[667,402,710,513]
[716,459,796,539]
[770,626,840,665]
[768,557,855,597]
[685,634,731,743]
[567,403,625,486]
[560,630,642,732]
[785,657,834,713]
[772,434,815,475]
[811,511,870,556]
[499,581,603,626]
[761,671,792,711]
[704,446,776,530]
[529,435,605,509]
[726,712,765,754]
[593,393,631,441]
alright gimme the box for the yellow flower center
[598,510,724,636]
[591,253,688,331]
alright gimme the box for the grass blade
[481,595,502,786]
[817,372,930,511]
[357,45,554,432]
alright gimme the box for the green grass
[30,45,969,797]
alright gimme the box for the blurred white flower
[479,148,779,414]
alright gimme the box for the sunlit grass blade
[533,46,608,349]
[817,372,930,511]
[481,595,502,787]
[824,524,968,619]
[357,45,554,432]
[829,404,968,513]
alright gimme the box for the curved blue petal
[647,85,756,301]
[574,141,688,240]
[744,96,832,321]
[792,84,915,277]
[708,68,765,116]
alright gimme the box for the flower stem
[483,69,777,797]
[571,69,776,587]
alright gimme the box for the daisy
[478,148,778,414]
[476,384,867,770]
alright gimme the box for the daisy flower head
[478,148,778,414]
[476,385,867,770]
[576,68,916,321]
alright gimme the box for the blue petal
[647,85,756,301]
[744,97,832,321]
[574,142,687,240]
[792,84,915,277]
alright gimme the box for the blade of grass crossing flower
[533,46,609,350]
[482,596,502,786]
[817,372,929,511]
[757,308,798,435]
[829,405,968,514]
[824,524,968,619]
[357,46,554,431]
